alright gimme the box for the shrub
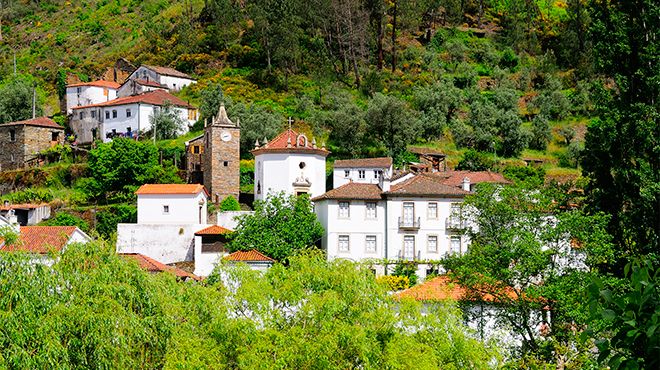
[456,149,496,171]
[376,275,410,291]
[42,212,89,232]
[392,261,418,286]
[1,188,53,204]
[219,196,241,211]
[95,205,137,239]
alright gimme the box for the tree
[366,93,421,156]
[230,102,283,156]
[529,115,551,151]
[310,92,367,157]
[198,82,231,126]
[0,74,43,124]
[413,78,463,140]
[456,149,495,171]
[531,77,571,120]
[219,195,241,211]
[443,182,613,354]
[149,102,186,140]
[42,212,89,232]
[228,192,324,262]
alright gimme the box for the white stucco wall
[216,211,254,230]
[159,75,196,91]
[333,165,392,189]
[193,235,227,277]
[255,152,327,201]
[116,223,205,264]
[137,192,207,225]
[66,86,117,114]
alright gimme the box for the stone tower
[202,105,240,203]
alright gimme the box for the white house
[312,170,509,279]
[224,250,275,272]
[69,89,198,144]
[193,225,232,277]
[136,184,208,225]
[123,65,196,93]
[332,157,393,188]
[65,80,120,114]
[0,224,92,266]
[252,129,330,201]
[0,202,51,226]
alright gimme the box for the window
[9,129,15,142]
[338,235,350,252]
[173,83,177,89]
[358,170,365,179]
[427,235,438,253]
[105,111,110,119]
[223,161,228,167]
[126,109,131,118]
[344,170,350,178]
[374,170,380,179]
[51,132,59,141]
[79,111,84,120]
[163,205,170,214]
[403,235,415,260]
[365,202,377,219]
[91,110,96,119]
[193,146,200,154]
[427,202,438,219]
[402,202,415,224]
[103,88,108,97]
[450,236,461,255]
[366,235,377,253]
[112,110,117,118]
[338,201,350,218]
[76,87,81,94]
[188,109,196,120]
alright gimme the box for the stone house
[0,117,64,171]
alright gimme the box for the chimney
[462,177,471,192]
[379,174,391,192]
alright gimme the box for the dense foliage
[0,243,500,369]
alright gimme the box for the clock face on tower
[221,131,232,142]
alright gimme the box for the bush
[503,165,546,186]
[1,188,53,204]
[376,275,410,291]
[42,212,89,232]
[95,205,137,239]
[392,261,418,286]
[219,196,240,211]
[456,149,496,171]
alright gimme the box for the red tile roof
[120,253,201,281]
[71,89,194,109]
[143,65,194,79]
[67,80,121,89]
[334,157,393,169]
[135,184,207,196]
[251,129,330,156]
[396,276,523,303]
[195,225,232,235]
[386,174,469,198]
[1,226,78,254]
[224,249,275,263]
[312,182,383,201]
[0,203,49,211]
[430,171,510,187]
[0,117,63,129]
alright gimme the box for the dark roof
[408,147,446,157]
[0,117,63,130]
[71,90,194,109]
[142,65,194,79]
[334,157,393,169]
[225,250,275,263]
[251,129,330,157]
[312,182,384,201]
[67,80,121,89]
[385,174,469,198]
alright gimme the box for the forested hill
[0,1,653,176]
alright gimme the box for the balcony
[397,250,421,261]
[446,216,463,230]
[398,216,420,230]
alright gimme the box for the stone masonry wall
[0,125,64,172]
[203,125,240,203]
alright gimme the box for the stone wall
[0,125,25,171]
[203,125,240,203]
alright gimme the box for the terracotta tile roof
[430,171,510,187]
[224,249,275,263]
[390,170,413,182]
[311,182,383,201]
[135,184,207,196]
[385,174,469,198]
[334,157,393,169]
[0,117,63,129]
[1,226,78,254]
[143,65,194,79]
[396,276,522,303]
[251,129,330,156]
[120,253,201,281]
[0,203,49,211]
[71,90,194,109]
[67,80,121,89]
[195,225,232,235]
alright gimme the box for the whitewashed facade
[126,65,196,92]
[252,129,330,201]
[332,157,393,188]
[65,81,119,114]
[136,184,208,225]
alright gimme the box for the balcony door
[403,202,414,225]
[403,235,415,261]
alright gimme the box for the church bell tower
[203,105,240,203]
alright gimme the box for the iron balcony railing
[398,216,420,230]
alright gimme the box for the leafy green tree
[413,78,463,140]
[366,93,421,156]
[198,82,231,126]
[0,74,44,124]
[467,99,499,152]
[310,93,366,157]
[586,259,660,369]
[443,182,614,354]
[149,102,186,140]
[497,110,528,157]
[228,192,324,262]
[529,115,551,150]
[229,102,283,156]
[219,195,241,211]
[42,212,89,232]
[456,149,496,171]
[532,77,571,120]
[87,138,160,198]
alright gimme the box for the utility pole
[32,82,36,119]
[13,51,16,75]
